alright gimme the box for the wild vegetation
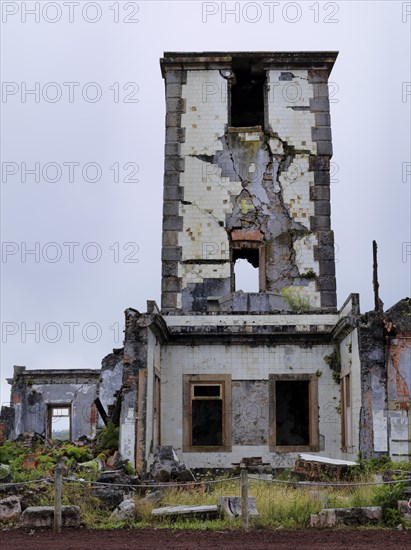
[1,437,409,529]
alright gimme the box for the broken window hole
[232,247,261,293]
[231,65,265,128]
[234,258,259,293]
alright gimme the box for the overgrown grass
[73,475,409,530]
[1,442,409,530]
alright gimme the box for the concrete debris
[90,470,141,508]
[110,491,165,522]
[150,446,195,482]
[0,464,11,484]
[152,504,219,519]
[0,496,21,524]
[109,498,135,522]
[91,486,126,510]
[96,470,137,485]
[218,496,259,518]
[106,451,122,470]
[232,457,272,475]
[19,505,80,528]
[14,431,48,449]
[292,454,356,481]
[140,490,164,505]
[77,458,104,472]
[310,506,382,527]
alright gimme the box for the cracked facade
[162,52,336,314]
[1,52,410,471]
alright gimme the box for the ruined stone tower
[160,52,337,314]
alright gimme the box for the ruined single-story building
[1,52,410,472]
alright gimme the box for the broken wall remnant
[310,507,383,527]
[385,298,411,460]
[115,304,166,472]
[98,348,124,425]
[160,52,337,313]
[0,366,100,442]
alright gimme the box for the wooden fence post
[240,461,249,531]
[54,461,63,533]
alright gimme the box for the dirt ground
[1,528,410,549]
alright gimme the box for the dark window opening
[48,406,71,441]
[194,385,221,397]
[275,381,309,446]
[191,384,222,447]
[231,68,265,127]
[183,375,232,452]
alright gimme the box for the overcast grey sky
[1,0,410,405]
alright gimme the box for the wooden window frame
[183,374,232,452]
[269,374,319,452]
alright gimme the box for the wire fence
[1,471,410,532]
[1,474,410,489]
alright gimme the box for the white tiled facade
[160,340,341,468]
[179,71,239,302]
[175,65,323,307]
[267,70,316,151]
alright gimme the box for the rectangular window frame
[269,374,319,452]
[47,404,72,441]
[183,374,232,452]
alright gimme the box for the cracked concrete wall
[160,53,337,313]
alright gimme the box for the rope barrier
[248,475,411,487]
[61,476,241,489]
[0,478,52,487]
[1,474,409,490]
